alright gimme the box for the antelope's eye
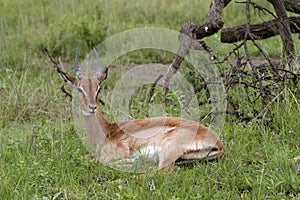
[77,87,86,96]
[96,86,101,95]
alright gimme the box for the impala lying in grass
[46,47,224,172]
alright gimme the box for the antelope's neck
[96,108,110,127]
[82,108,113,152]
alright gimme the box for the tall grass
[0,0,299,199]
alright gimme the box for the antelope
[46,47,224,172]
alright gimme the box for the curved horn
[74,46,83,80]
[93,48,103,79]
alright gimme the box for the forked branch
[164,0,231,103]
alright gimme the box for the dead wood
[270,0,295,59]
[164,0,232,104]
[267,0,300,14]
[221,16,300,43]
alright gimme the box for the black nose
[89,105,97,113]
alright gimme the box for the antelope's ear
[57,69,77,86]
[98,67,108,83]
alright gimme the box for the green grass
[1,0,300,199]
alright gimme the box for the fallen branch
[221,16,300,43]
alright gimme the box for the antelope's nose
[89,105,97,114]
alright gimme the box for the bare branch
[270,0,295,60]
[221,16,300,43]
[267,0,300,14]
